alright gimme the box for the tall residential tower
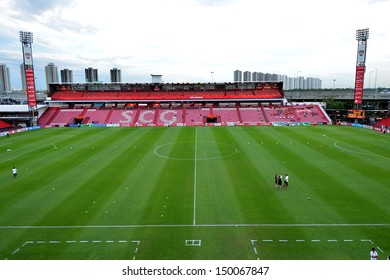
[110,68,122,83]
[0,64,11,94]
[45,63,59,90]
[61,69,73,83]
[85,67,98,83]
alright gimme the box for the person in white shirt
[370,248,378,260]
[12,167,17,178]
[284,174,289,189]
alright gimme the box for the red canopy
[375,117,390,127]
[0,120,12,129]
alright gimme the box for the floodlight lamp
[19,31,33,44]
[356,28,369,41]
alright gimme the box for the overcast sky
[1,0,389,90]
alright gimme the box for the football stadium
[1,79,389,260]
[0,26,389,262]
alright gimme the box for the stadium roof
[0,105,47,113]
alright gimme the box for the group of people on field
[275,173,288,189]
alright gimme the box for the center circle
[154,141,238,160]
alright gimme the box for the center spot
[154,141,238,160]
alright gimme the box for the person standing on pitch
[370,248,378,260]
[284,174,289,189]
[12,167,17,178]
[278,175,283,189]
[275,174,278,188]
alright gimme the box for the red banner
[353,65,365,104]
[25,67,37,106]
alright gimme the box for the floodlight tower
[20,31,38,126]
[353,28,369,107]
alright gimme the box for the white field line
[153,141,237,161]
[320,133,380,157]
[258,239,376,243]
[7,239,141,260]
[252,239,387,259]
[323,132,388,158]
[377,247,384,253]
[193,127,198,226]
[0,134,77,164]
[250,240,260,260]
[1,223,389,229]
[11,248,20,255]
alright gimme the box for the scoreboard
[347,110,365,119]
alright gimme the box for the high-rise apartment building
[233,70,322,90]
[233,70,242,82]
[243,71,251,82]
[45,63,59,90]
[0,64,11,93]
[85,67,98,83]
[110,68,122,83]
[61,69,73,83]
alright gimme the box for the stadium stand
[156,109,184,125]
[254,89,283,98]
[137,108,157,125]
[39,104,330,126]
[83,108,111,124]
[375,117,390,127]
[239,107,267,124]
[293,104,330,124]
[212,108,240,124]
[185,108,210,125]
[50,91,83,100]
[108,108,137,125]
[39,82,331,126]
[0,119,12,129]
[49,109,84,126]
[37,107,59,126]
[262,106,298,123]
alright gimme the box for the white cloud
[1,0,389,89]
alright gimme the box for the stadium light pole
[20,31,38,126]
[353,28,369,107]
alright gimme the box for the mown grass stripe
[36,128,167,227]
[138,127,196,225]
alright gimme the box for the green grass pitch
[0,125,389,260]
